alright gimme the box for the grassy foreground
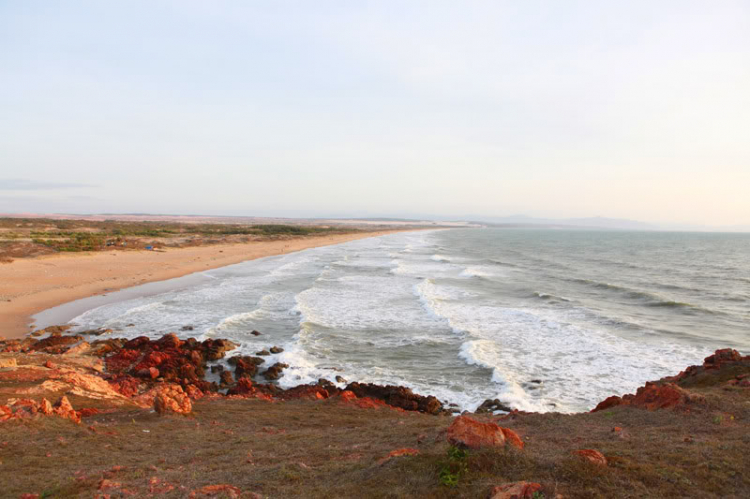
[1,337,749,498]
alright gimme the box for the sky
[1,1,749,226]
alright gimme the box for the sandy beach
[0,230,397,340]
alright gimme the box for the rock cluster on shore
[2,326,750,498]
[0,326,448,417]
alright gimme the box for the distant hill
[465,215,657,231]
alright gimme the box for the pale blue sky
[1,1,748,225]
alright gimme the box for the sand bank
[0,231,398,340]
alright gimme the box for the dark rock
[269,346,284,354]
[256,350,270,356]
[475,399,513,414]
[251,330,262,336]
[263,363,289,381]
[220,371,233,386]
[345,382,444,415]
[29,335,83,354]
[228,356,265,380]
[335,375,347,384]
[210,365,224,374]
[180,325,195,331]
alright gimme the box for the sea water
[65,229,750,413]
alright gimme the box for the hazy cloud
[0,178,97,191]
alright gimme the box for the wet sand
[0,231,398,340]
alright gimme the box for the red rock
[489,481,543,499]
[500,427,524,450]
[704,348,742,368]
[43,360,55,369]
[39,398,53,415]
[377,447,420,465]
[339,390,357,402]
[447,415,506,449]
[593,382,699,412]
[19,494,40,499]
[77,408,99,418]
[0,405,13,422]
[54,396,81,423]
[592,395,623,412]
[188,484,242,498]
[574,449,607,466]
[153,384,192,415]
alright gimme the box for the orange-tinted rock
[500,427,524,450]
[447,415,506,449]
[0,357,18,368]
[377,447,420,465]
[574,449,607,466]
[593,382,699,412]
[53,396,81,423]
[39,398,53,415]
[153,385,192,415]
[0,405,12,422]
[489,481,543,499]
[188,484,242,498]
[339,390,357,402]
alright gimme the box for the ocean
[62,229,750,413]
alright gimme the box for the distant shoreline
[0,230,405,340]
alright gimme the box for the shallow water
[64,229,750,413]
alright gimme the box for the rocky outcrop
[344,382,443,414]
[593,381,704,412]
[153,384,193,415]
[228,355,264,380]
[1,396,86,424]
[447,415,506,449]
[263,362,288,381]
[475,398,513,414]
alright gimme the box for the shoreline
[0,230,403,340]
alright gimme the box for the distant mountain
[465,215,657,231]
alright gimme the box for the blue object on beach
[145,245,153,250]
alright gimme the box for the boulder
[475,398,513,414]
[489,481,543,499]
[255,350,270,356]
[345,382,443,414]
[153,385,192,415]
[269,346,284,354]
[220,371,233,386]
[229,356,264,379]
[53,396,81,423]
[592,382,700,412]
[0,357,17,369]
[263,362,289,381]
[447,416,506,449]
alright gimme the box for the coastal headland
[0,328,748,498]
[0,222,408,340]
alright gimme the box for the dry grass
[1,351,749,498]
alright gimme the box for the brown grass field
[1,340,748,498]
